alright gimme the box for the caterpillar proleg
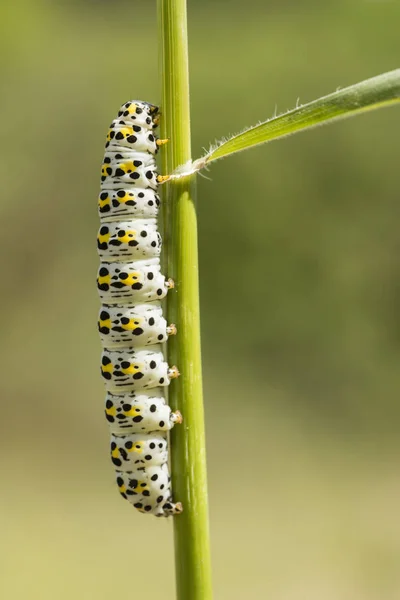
[97,100,183,517]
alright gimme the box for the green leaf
[167,69,400,179]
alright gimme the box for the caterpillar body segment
[97,100,182,517]
[101,151,159,190]
[97,258,171,304]
[98,188,160,220]
[97,218,162,261]
[115,100,159,128]
[105,123,158,155]
[115,464,183,517]
[98,302,174,348]
[111,433,169,469]
[105,389,182,435]
[101,346,176,392]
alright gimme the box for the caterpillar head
[117,100,159,129]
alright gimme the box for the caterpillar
[97,100,183,517]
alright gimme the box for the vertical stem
[157,1,213,599]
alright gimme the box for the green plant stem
[157,1,213,600]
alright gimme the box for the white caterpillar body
[98,302,174,348]
[105,389,181,434]
[101,346,178,392]
[97,100,182,517]
[97,258,172,304]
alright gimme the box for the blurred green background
[1,0,400,598]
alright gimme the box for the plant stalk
[157,1,213,599]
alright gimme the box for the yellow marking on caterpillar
[105,403,116,417]
[102,362,113,375]
[101,164,111,178]
[123,405,142,417]
[98,230,110,245]
[128,442,144,454]
[117,192,133,204]
[98,272,111,286]
[111,446,120,460]
[120,126,134,138]
[130,480,150,500]
[121,362,142,375]
[119,161,137,174]
[99,317,112,330]
[117,229,136,244]
[121,318,142,331]
[98,194,110,209]
[156,138,169,147]
[126,103,137,115]
[119,272,141,286]
[117,482,127,494]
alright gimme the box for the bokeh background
[1,0,400,598]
